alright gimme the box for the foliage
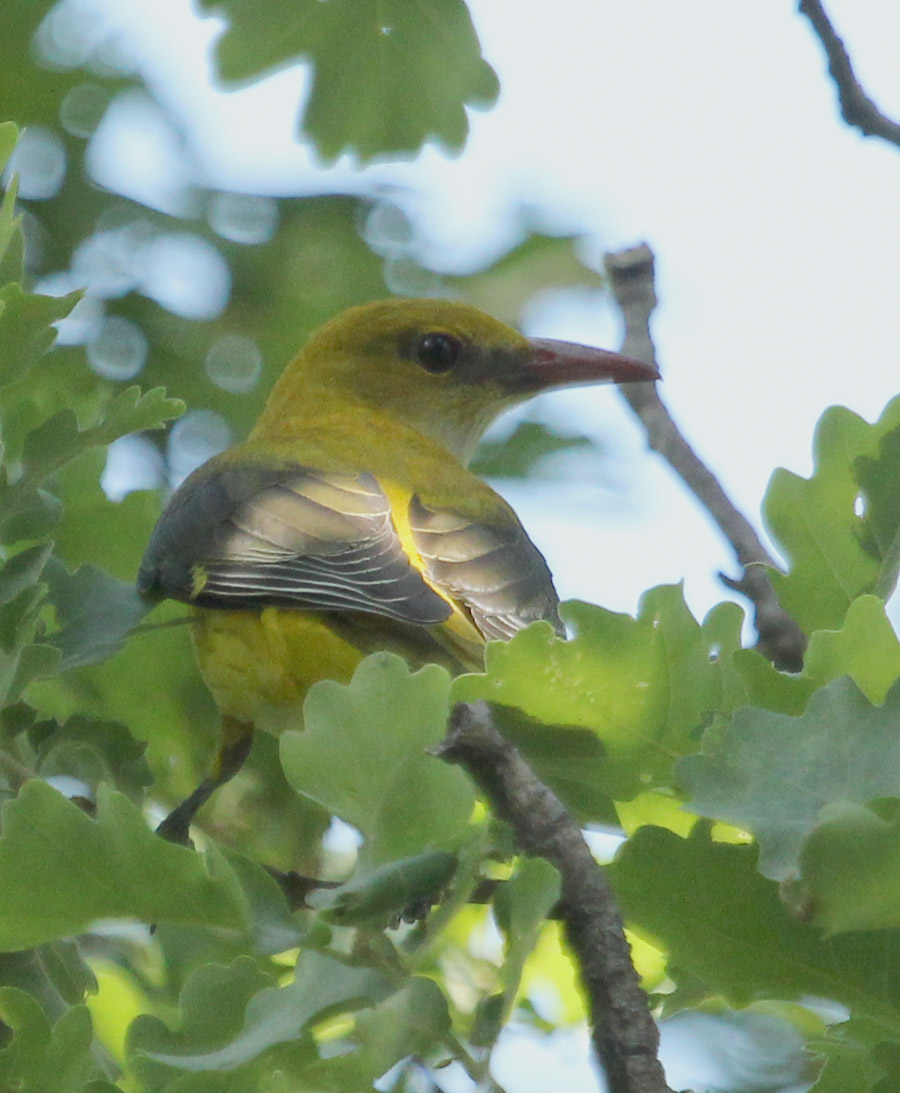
[2,3,900,1092]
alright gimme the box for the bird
[138,298,658,843]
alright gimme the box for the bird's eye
[415,332,461,374]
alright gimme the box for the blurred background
[3,1,897,1088]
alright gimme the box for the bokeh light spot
[207,192,279,245]
[205,333,263,393]
[86,315,148,380]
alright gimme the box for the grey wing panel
[408,495,563,640]
[138,465,452,625]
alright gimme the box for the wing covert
[408,495,563,640]
[138,465,452,625]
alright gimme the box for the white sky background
[84,0,900,635]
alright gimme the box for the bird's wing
[138,464,452,625]
[408,495,564,640]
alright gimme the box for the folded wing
[138,464,452,625]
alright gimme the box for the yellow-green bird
[138,298,657,842]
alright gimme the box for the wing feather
[408,496,563,640]
[138,464,451,625]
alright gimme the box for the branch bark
[436,701,674,1093]
[798,0,900,148]
[604,243,807,671]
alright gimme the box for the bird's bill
[521,337,659,390]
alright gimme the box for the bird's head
[254,299,658,463]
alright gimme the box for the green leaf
[200,0,499,162]
[0,542,52,605]
[303,977,452,1089]
[804,595,900,704]
[0,781,248,947]
[308,849,457,925]
[211,846,303,956]
[855,419,900,601]
[484,703,614,824]
[0,487,63,543]
[0,989,98,1093]
[43,558,152,670]
[472,421,596,479]
[280,652,474,865]
[0,285,80,389]
[791,800,900,933]
[457,230,605,323]
[28,714,153,801]
[18,387,183,489]
[810,1019,893,1093]
[489,858,560,1041]
[127,956,278,1090]
[0,122,18,176]
[608,824,900,1026]
[763,400,900,632]
[678,677,900,881]
[0,124,23,286]
[453,587,723,800]
[87,384,185,444]
[138,950,390,1072]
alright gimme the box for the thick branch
[799,0,900,148]
[437,701,674,1093]
[604,243,807,671]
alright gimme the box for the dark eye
[415,332,461,374]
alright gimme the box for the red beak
[522,337,659,391]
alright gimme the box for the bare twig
[799,0,900,148]
[436,701,674,1093]
[604,243,807,671]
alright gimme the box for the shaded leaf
[472,421,595,479]
[679,677,900,880]
[20,387,183,488]
[0,781,248,948]
[608,824,900,1019]
[810,1018,893,1093]
[792,800,900,933]
[0,285,79,390]
[0,989,98,1093]
[486,703,614,824]
[308,849,457,925]
[43,558,152,670]
[28,714,153,801]
[138,950,390,1072]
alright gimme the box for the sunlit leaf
[453,587,723,800]
[763,400,900,632]
[280,653,474,865]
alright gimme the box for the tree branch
[604,243,807,671]
[436,701,674,1093]
[798,0,900,148]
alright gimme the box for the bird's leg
[156,716,254,846]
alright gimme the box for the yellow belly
[190,607,364,733]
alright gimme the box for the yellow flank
[190,608,364,733]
